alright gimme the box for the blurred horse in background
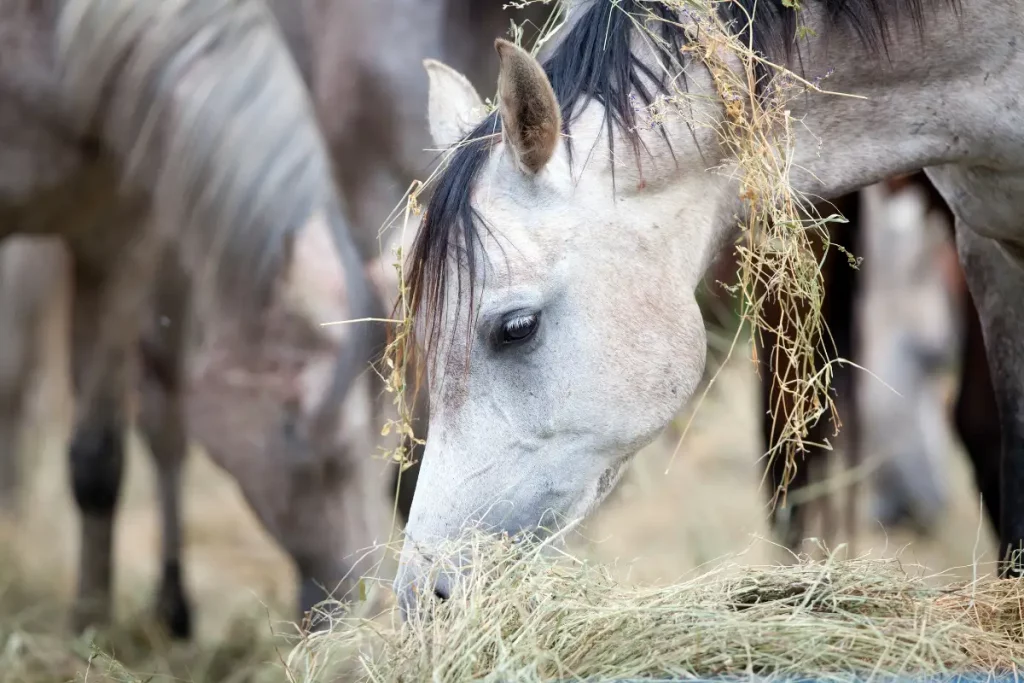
[859,176,963,534]
[0,0,555,639]
[0,0,383,637]
[0,0,385,643]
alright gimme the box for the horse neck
[784,0,1021,199]
[558,1,1017,287]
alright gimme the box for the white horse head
[395,4,741,611]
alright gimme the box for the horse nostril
[432,572,453,601]
[395,545,462,620]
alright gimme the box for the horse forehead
[476,213,567,285]
[477,134,581,197]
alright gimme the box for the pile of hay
[284,536,1024,683]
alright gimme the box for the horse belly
[0,11,107,237]
[0,120,84,231]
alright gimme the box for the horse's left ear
[495,38,561,175]
[424,58,487,149]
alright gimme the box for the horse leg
[0,246,41,515]
[789,203,861,557]
[0,330,27,518]
[137,257,192,638]
[0,237,68,517]
[955,222,1024,574]
[922,181,1001,537]
[67,259,132,631]
[825,195,863,555]
[953,260,1002,539]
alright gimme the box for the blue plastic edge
[551,675,1022,683]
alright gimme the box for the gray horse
[394,0,1024,613]
[858,178,960,533]
[0,0,381,635]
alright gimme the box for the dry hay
[278,534,1024,683]
[2,532,1020,682]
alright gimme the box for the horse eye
[499,312,540,346]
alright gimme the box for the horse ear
[424,58,487,149]
[494,38,561,175]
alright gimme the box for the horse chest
[0,105,87,215]
[0,2,108,234]
[0,93,131,252]
[926,165,1024,246]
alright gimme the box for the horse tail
[54,0,345,321]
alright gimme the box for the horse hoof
[157,561,192,639]
[157,588,192,639]
[71,600,111,636]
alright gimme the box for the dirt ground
[0,267,998,681]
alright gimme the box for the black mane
[407,0,943,357]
